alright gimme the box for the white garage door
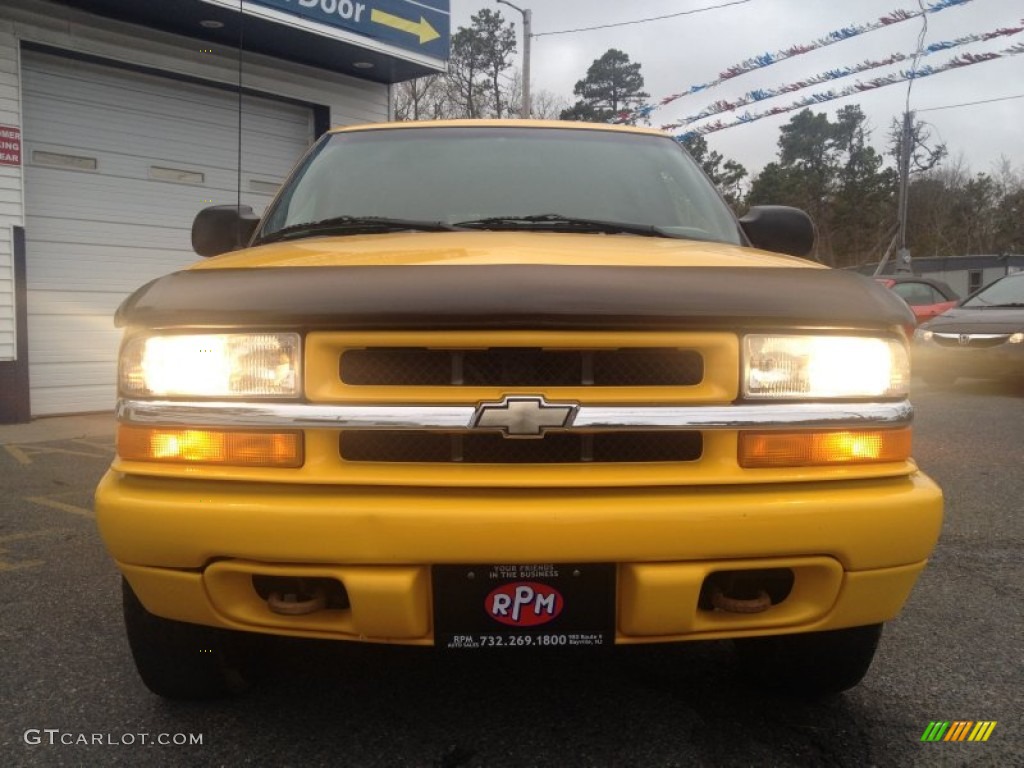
[22,50,315,415]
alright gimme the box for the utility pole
[882,8,927,277]
[879,110,914,276]
[894,110,914,273]
[497,0,531,118]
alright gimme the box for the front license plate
[433,563,615,650]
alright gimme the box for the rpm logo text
[486,582,563,627]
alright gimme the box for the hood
[188,231,823,271]
[922,306,1024,334]
[116,262,912,331]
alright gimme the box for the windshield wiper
[453,213,676,238]
[968,302,1024,309]
[256,216,458,244]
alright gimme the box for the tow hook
[267,582,328,615]
[705,571,776,614]
[709,585,771,613]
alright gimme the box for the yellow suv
[95,120,942,699]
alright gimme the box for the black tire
[733,624,883,698]
[122,577,248,700]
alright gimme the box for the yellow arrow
[370,9,440,45]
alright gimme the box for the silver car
[914,272,1024,386]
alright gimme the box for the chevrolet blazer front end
[94,121,942,700]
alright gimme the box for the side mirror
[739,205,816,259]
[191,205,260,257]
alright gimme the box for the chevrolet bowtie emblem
[472,396,577,438]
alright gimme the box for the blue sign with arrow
[247,0,450,60]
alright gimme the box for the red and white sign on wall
[0,125,21,166]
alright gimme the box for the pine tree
[559,49,648,124]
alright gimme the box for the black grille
[340,348,703,387]
[340,431,703,464]
[463,349,580,386]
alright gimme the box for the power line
[532,0,753,38]
[918,92,1024,111]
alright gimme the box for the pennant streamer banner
[675,41,1024,141]
[617,0,977,124]
[661,23,1023,130]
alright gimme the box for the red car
[875,276,959,324]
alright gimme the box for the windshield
[962,274,1024,308]
[257,126,743,245]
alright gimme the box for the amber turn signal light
[738,428,911,468]
[118,426,303,467]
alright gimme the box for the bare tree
[530,90,568,119]
[393,75,447,121]
[500,71,567,119]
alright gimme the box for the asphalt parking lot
[1,379,1021,767]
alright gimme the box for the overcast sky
[451,0,1023,178]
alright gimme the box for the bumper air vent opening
[340,347,704,387]
[340,431,703,464]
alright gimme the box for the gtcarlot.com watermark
[24,729,203,747]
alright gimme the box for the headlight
[1009,332,1024,344]
[744,334,909,399]
[914,328,934,343]
[120,333,300,398]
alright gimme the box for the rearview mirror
[191,205,260,258]
[739,206,816,259]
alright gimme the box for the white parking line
[25,494,94,518]
[0,528,69,571]
[3,442,112,466]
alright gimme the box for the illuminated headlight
[744,335,909,399]
[1009,332,1024,344]
[914,329,934,343]
[120,333,300,398]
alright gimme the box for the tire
[121,577,248,700]
[733,624,883,698]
